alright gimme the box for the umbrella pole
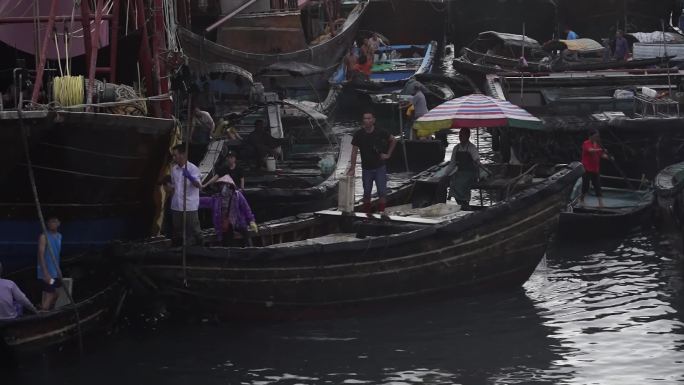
[477,128,484,207]
[399,102,410,173]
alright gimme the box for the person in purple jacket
[202,174,257,246]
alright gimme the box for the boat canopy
[474,31,542,50]
[628,31,684,44]
[544,38,605,53]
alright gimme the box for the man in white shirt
[170,144,203,246]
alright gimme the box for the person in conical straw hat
[215,174,257,246]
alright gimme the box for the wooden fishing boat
[485,71,684,180]
[330,41,437,94]
[556,0,680,43]
[116,162,583,320]
[198,99,345,222]
[0,255,125,355]
[0,111,174,273]
[655,162,684,256]
[177,1,368,92]
[559,175,655,239]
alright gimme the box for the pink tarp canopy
[0,0,109,60]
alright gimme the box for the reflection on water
[10,232,684,385]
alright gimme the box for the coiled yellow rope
[53,75,84,107]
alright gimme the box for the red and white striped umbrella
[414,93,542,137]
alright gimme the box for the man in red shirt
[580,130,611,207]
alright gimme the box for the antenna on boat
[520,23,525,103]
[662,19,673,99]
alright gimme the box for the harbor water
[8,232,684,384]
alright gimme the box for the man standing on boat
[580,130,611,208]
[613,30,630,61]
[37,217,62,310]
[348,111,397,216]
[190,106,215,164]
[170,144,204,246]
[0,262,37,319]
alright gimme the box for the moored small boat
[655,162,684,256]
[330,41,438,94]
[559,175,655,239]
[0,255,124,355]
[116,162,583,320]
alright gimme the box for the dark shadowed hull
[0,111,173,272]
[120,163,583,320]
[655,162,684,257]
[559,203,654,240]
[177,3,366,91]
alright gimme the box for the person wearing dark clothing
[580,130,611,208]
[245,120,283,168]
[348,111,397,216]
[190,107,215,164]
[446,128,480,209]
[203,150,245,190]
[614,29,629,61]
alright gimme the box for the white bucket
[338,175,355,213]
[266,156,276,172]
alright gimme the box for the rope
[53,75,85,107]
[17,74,85,354]
[53,29,63,77]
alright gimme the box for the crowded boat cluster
[1,0,684,362]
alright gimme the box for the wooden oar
[605,151,635,190]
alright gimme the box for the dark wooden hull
[177,2,367,90]
[120,163,583,320]
[0,111,174,272]
[459,48,670,75]
[485,73,684,180]
[461,48,548,73]
[555,57,672,72]
[559,202,654,239]
[655,162,684,257]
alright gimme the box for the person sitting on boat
[369,34,385,54]
[37,217,62,311]
[0,262,38,320]
[245,120,284,169]
[215,114,242,141]
[564,26,579,40]
[203,150,246,190]
[170,144,204,246]
[580,129,612,208]
[353,55,373,80]
[613,29,630,61]
[344,47,359,80]
[348,110,397,216]
[446,128,480,209]
[190,106,215,164]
